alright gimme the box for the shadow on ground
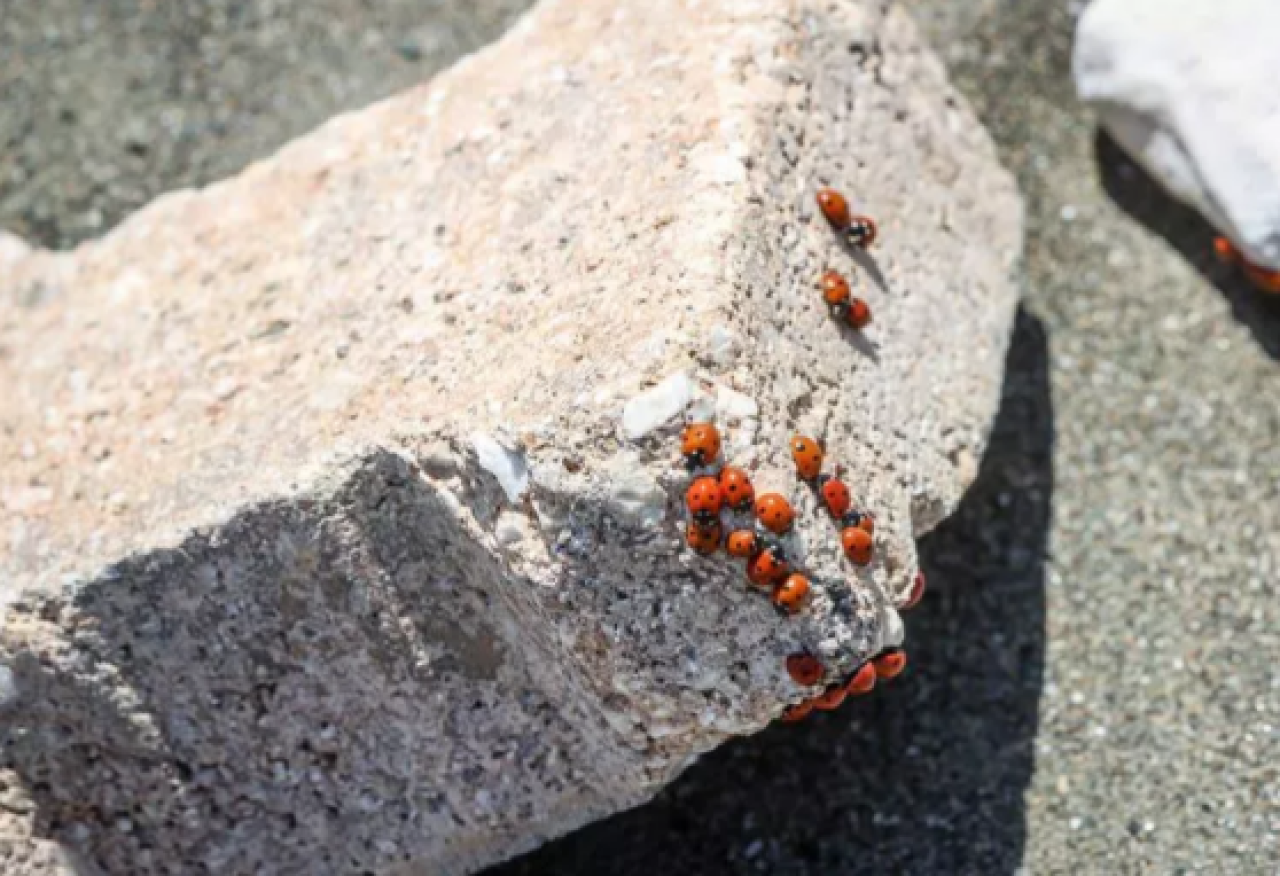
[1095,132,1280,359]
[487,309,1054,876]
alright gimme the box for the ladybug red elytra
[845,661,877,695]
[786,653,824,687]
[718,466,755,511]
[811,684,847,711]
[1245,262,1280,294]
[846,297,872,330]
[819,476,852,519]
[902,570,926,610]
[816,187,851,229]
[754,493,796,534]
[846,215,878,248]
[747,547,788,588]
[680,422,721,469]
[773,573,811,613]
[820,269,851,307]
[685,521,721,555]
[1213,236,1240,264]
[841,526,874,566]
[780,699,814,723]
[790,434,824,482]
[685,476,723,528]
[724,529,758,559]
[873,648,907,680]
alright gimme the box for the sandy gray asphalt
[3,1,1278,874]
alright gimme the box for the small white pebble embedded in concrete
[471,432,529,502]
[715,385,759,421]
[621,372,694,440]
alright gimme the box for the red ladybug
[725,529,758,559]
[685,476,723,528]
[780,699,815,723]
[786,653,824,687]
[841,526,874,566]
[811,684,847,711]
[685,521,721,555]
[846,215,878,248]
[819,476,852,519]
[680,422,721,469]
[845,662,877,695]
[747,547,788,587]
[773,573,811,613]
[902,570,926,610]
[790,435,824,482]
[820,270,851,307]
[873,648,907,680]
[816,187,851,229]
[754,493,796,534]
[718,466,755,511]
[1245,262,1280,294]
[846,297,872,330]
[1214,236,1240,265]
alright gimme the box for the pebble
[471,432,529,502]
[620,372,694,440]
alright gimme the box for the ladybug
[747,546,789,587]
[819,476,852,519]
[873,648,907,680]
[820,269,851,311]
[773,573,811,613]
[785,652,824,687]
[790,435,824,482]
[718,466,755,511]
[845,661,877,695]
[685,521,721,555]
[846,297,872,330]
[811,684,847,711]
[841,526,874,566]
[1213,236,1240,265]
[680,422,721,469]
[780,700,814,723]
[902,570,926,610]
[685,476,723,528]
[816,187,851,230]
[725,529,759,559]
[754,493,796,534]
[846,215,878,248]
[1245,262,1280,294]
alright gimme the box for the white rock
[621,372,694,440]
[715,385,759,421]
[1073,0,1280,269]
[494,511,527,546]
[470,432,529,502]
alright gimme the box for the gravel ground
[3,1,1278,874]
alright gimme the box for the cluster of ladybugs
[678,186,929,722]
[815,187,875,330]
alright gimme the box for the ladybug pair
[725,527,810,613]
[780,647,907,720]
[790,435,876,567]
[684,468,756,554]
[816,187,877,248]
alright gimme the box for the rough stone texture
[1074,0,1280,270]
[0,0,1021,873]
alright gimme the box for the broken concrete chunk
[0,0,1021,872]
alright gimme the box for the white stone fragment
[1073,0,1280,269]
[470,432,529,502]
[715,385,759,421]
[621,372,694,440]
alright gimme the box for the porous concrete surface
[491,1,1280,874]
[0,0,1022,873]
